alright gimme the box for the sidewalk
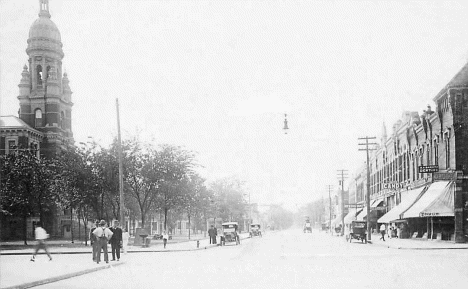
[368,234,468,249]
[0,233,250,289]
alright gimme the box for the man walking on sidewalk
[110,221,122,261]
[93,220,113,264]
[379,223,386,241]
[30,222,52,262]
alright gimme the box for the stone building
[0,1,76,240]
[352,62,468,242]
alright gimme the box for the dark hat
[99,220,106,226]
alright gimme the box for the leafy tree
[0,150,57,244]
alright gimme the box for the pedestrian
[30,222,52,262]
[89,220,99,262]
[387,225,393,239]
[394,226,399,239]
[109,221,122,261]
[162,230,169,249]
[379,223,386,241]
[122,228,129,255]
[208,225,216,244]
[92,220,113,264]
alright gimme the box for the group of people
[379,224,400,241]
[90,220,129,264]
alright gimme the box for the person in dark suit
[208,225,216,244]
[109,221,123,261]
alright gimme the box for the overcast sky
[2,0,468,211]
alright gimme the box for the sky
[2,0,468,211]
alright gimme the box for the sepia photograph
[1,0,468,288]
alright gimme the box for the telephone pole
[337,169,348,236]
[327,185,333,233]
[116,99,125,228]
[358,136,377,241]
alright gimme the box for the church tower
[18,0,73,157]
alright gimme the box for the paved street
[26,230,468,289]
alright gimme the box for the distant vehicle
[249,224,262,238]
[304,221,312,233]
[221,222,240,245]
[347,221,367,243]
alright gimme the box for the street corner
[0,254,126,289]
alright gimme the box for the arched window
[37,65,42,85]
[35,109,42,127]
[60,111,65,128]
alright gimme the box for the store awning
[402,181,452,218]
[356,199,384,221]
[344,208,363,224]
[377,186,427,223]
[331,214,345,226]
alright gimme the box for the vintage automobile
[249,224,262,237]
[303,221,312,233]
[347,221,367,243]
[221,222,240,245]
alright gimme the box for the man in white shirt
[30,222,52,262]
[92,220,113,264]
[379,223,386,241]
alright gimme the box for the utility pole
[116,99,125,228]
[358,136,377,241]
[337,169,348,236]
[327,185,333,233]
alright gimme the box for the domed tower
[18,0,74,157]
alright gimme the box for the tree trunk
[71,207,74,243]
[164,207,168,231]
[23,214,28,245]
[188,213,191,240]
[141,210,146,228]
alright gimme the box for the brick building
[0,1,76,240]
[351,62,468,242]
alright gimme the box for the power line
[358,136,377,241]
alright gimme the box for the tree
[0,150,57,244]
[209,177,247,223]
[153,144,196,231]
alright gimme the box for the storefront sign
[420,212,439,217]
[371,207,387,211]
[382,183,406,189]
[418,165,439,173]
[432,172,457,181]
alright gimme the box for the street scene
[2,0,468,288]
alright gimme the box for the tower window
[37,65,42,86]
[35,109,43,127]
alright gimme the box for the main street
[35,230,468,289]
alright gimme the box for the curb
[2,261,126,289]
[1,235,251,256]
[367,240,468,250]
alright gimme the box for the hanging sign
[419,165,439,173]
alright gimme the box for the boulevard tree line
[0,137,249,243]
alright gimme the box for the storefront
[401,181,455,240]
[377,186,427,238]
